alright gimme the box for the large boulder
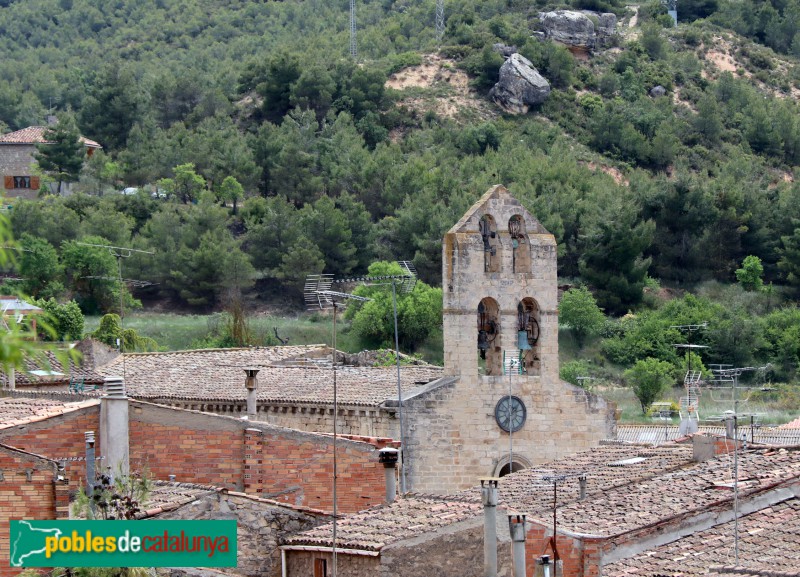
[489,53,551,114]
[538,10,617,50]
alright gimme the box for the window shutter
[30,176,40,189]
[3,176,12,189]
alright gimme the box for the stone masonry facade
[160,491,326,577]
[0,143,40,200]
[403,185,615,493]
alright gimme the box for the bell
[478,330,490,359]
[518,330,532,351]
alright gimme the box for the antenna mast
[350,0,357,59]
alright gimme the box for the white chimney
[100,376,129,480]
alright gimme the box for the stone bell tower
[443,185,559,382]
[400,185,614,493]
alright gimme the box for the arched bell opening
[477,297,501,376]
[517,297,541,375]
[508,214,530,274]
[479,214,501,273]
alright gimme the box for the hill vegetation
[2,0,800,400]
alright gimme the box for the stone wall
[403,185,615,493]
[286,551,380,577]
[0,144,39,200]
[159,491,327,577]
[139,400,398,439]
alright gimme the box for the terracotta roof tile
[96,346,444,407]
[0,349,107,387]
[616,425,800,446]
[0,396,100,428]
[606,498,800,576]
[0,125,101,147]
[779,416,800,429]
[284,495,483,551]
[137,481,218,518]
[552,447,800,537]
[286,444,695,551]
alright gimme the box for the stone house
[0,125,101,199]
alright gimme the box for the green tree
[217,175,244,215]
[779,221,800,288]
[88,313,157,352]
[347,261,443,351]
[17,234,64,299]
[735,255,765,291]
[32,298,84,341]
[34,113,85,196]
[560,359,593,387]
[558,287,605,347]
[79,63,146,152]
[299,196,358,276]
[624,357,676,414]
[161,163,206,204]
[275,236,325,293]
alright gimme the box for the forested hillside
[2,0,800,384]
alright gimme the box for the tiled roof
[0,349,107,387]
[284,494,482,551]
[552,447,800,537]
[285,443,695,551]
[0,125,101,147]
[0,396,100,428]
[498,444,695,513]
[95,346,444,407]
[138,481,218,518]
[605,497,800,576]
[779,416,800,429]
[615,425,800,446]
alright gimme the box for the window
[314,558,327,577]
[4,176,39,190]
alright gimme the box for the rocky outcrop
[492,43,518,58]
[538,10,617,51]
[489,53,551,114]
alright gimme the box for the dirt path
[629,5,639,27]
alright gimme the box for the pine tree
[33,113,85,196]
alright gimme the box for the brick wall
[0,445,58,577]
[525,520,587,577]
[0,405,100,495]
[0,144,39,200]
[129,402,387,514]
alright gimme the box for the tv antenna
[350,0,357,59]
[671,322,708,434]
[76,243,154,378]
[706,363,770,567]
[304,262,417,577]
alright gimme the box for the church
[15,185,616,494]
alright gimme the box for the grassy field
[85,311,444,364]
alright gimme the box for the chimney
[481,478,499,577]
[724,411,736,439]
[378,447,398,503]
[578,475,587,501]
[100,376,129,480]
[85,431,96,494]
[244,368,260,419]
[508,513,527,577]
[8,367,14,390]
[692,434,715,462]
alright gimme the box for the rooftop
[95,345,444,407]
[0,396,99,429]
[1,348,107,388]
[0,125,101,148]
[605,497,800,576]
[286,443,696,551]
[284,494,482,552]
[138,481,218,518]
[552,446,800,537]
[616,425,800,446]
